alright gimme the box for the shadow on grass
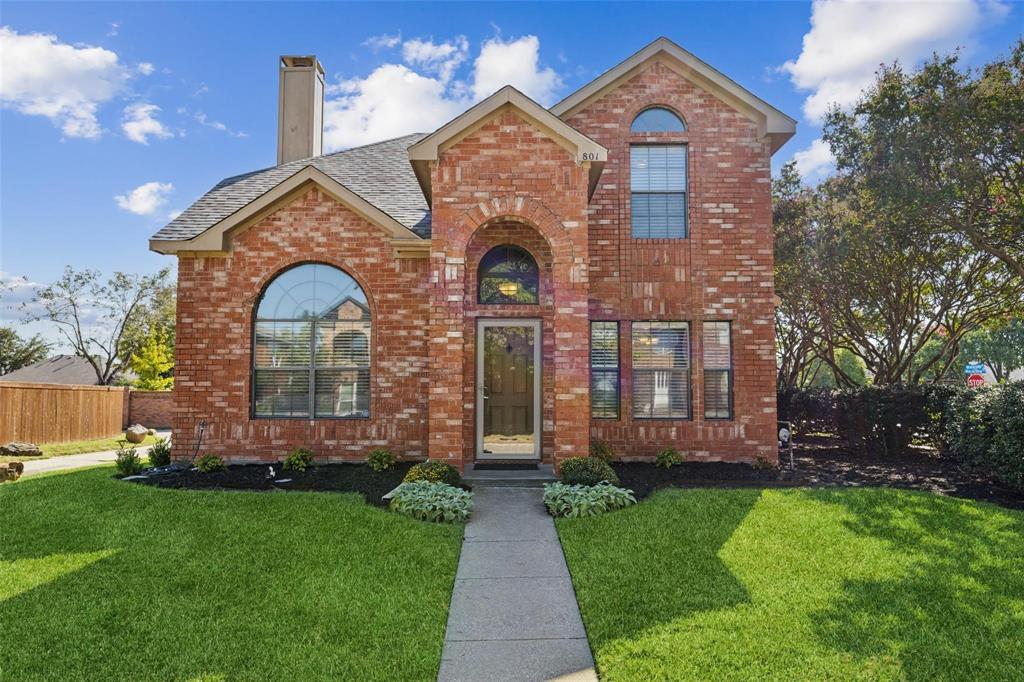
[808,488,1024,681]
[556,488,761,650]
[0,467,462,681]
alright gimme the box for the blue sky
[1,1,1020,346]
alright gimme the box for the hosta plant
[543,482,636,518]
[388,481,473,523]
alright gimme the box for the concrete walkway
[21,431,171,477]
[438,487,597,682]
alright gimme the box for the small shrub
[147,438,172,468]
[543,482,636,518]
[559,456,619,486]
[403,461,462,487]
[753,455,776,470]
[115,445,144,476]
[282,447,314,472]
[388,481,473,523]
[195,454,226,473]
[367,448,396,471]
[655,447,682,469]
[589,440,614,463]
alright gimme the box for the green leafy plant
[752,455,776,470]
[403,461,462,487]
[559,456,619,486]
[388,481,473,523]
[115,445,144,476]
[195,454,226,473]
[543,482,636,518]
[282,448,314,472]
[367,448,396,471]
[147,437,172,468]
[589,440,614,463]
[655,447,682,469]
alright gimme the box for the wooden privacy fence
[0,382,128,445]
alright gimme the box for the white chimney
[277,55,324,164]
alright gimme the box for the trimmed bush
[147,438,172,468]
[559,456,619,486]
[367,448,396,471]
[388,481,473,523]
[655,447,682,469]
[945,382,1024,493]
[543,482,636,518]
[115,446,144,476]
[834,386,930,456]
[776,387,836,435]
[589,440,614,463]
[195,454,226,473]
[403,461,462,487]
[282,448,314,472]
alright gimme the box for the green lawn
[0,467,462,681]
[0,434,161,463]
[557,488,1024,681]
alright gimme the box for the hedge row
[778,383,1024,493]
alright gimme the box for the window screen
[632,322,690,419]
[703,321,732,419]
[590,322,619,419]
[630,145,687,238]
[253,263,371,418]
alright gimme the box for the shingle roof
[151,133,431,242]
[0,355,136,386]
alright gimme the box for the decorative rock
[124,424,148,444]
[147,429,156,436]
[0,461,24,482]
[0,442,43,457]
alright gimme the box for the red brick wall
[172,187,431,463]
[127,391,173,429]
[566,60,778,463]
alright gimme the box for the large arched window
[253,263,370,418]
[630,107,686,133]
[478,244,539,304]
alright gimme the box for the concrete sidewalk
[21,431,171,477]
[437,487,597,682]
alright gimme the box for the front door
[476,319,541,459]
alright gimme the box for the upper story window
[478,244,539,305]
[253,263,370,419]
[630,107,687,133]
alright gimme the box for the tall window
[632,322,690,419]
[703,321,733,419]
[478,244,539,304]
[253,263,370,418]
[631,145,688,239]
[590,322,620,419]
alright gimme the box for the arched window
[478,244,539,304]
[630,107,686,133]
[253,263,370,418]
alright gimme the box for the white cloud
[471,35,562,103]
[363,33,401,51]
[0,26,130,138]
[195,111,248,137]
[121,102,173,144]
[167,209,182,220]
[782,0,1008,122]
[323,34,562,151]
[792,138,835,180]
[107,22,120,38]
[0,271,44,321]
[137,62,154,76]
[114,181,174,215]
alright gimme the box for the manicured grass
[1,467,462,680]
[0,434,161,463]
[557,487,1024,681]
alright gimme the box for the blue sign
[964,362,986,374]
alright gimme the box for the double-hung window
[703,321,733,419]
[630,145,688,238]
[590,322,620,419]
[632,322,691,419]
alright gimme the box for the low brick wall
[127,390,173,429]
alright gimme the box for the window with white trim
[590,321,620,419]
[630,145,688,238]
[703,321,733,419]
[632,322,690,419]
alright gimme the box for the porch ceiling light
[498,281,520,297]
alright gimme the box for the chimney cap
[280,55,324,74]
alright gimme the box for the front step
[464,463,556,488]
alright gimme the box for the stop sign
[967,373,985,388]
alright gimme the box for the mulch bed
[615,435,1024,511]
[130,461,415,507]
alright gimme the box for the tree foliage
[0,327,51,376]
[129,329,174,390]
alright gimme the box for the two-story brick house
[150,37,795,470]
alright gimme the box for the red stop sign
[967,373,985,388]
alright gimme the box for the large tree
[0,327,50,375]
[25,266,172,385]
[959,318,1024,382]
